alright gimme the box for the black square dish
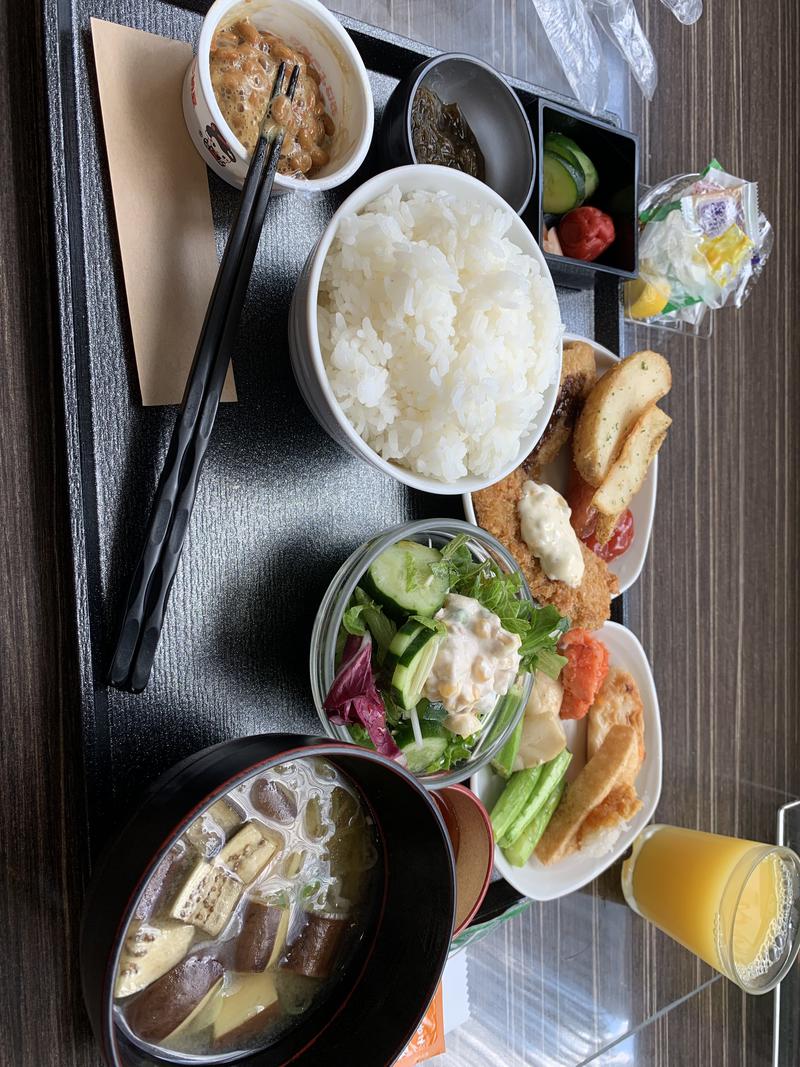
[524,100,639,288]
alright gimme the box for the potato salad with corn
[322,533,568,776]
[424,595,521,738]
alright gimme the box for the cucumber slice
[543,132,581,171]
[542,151,585,215]
[386,620,442,711]
[384,619,431,671]
[395,721,449,773]
[362,540,448,620]
[545,133,598,199]
[570,147,598,199]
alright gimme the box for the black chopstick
[109,63,301,693]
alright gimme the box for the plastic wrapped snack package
[395,986,445,1064]
[529,0,609,114]
[529,0,699,112]
[658,0,703,25]
[625,160,773,324]
[588,0,658,101]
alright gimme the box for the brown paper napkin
[91,18,236,405]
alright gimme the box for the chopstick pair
[109,62,300,693]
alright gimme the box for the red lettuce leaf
[323,634,400,759]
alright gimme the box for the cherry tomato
[565,463,597,539]
[584,508,634,562]
[557,207,615,262]
[565,463,634,562]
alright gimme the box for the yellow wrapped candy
[698,223,754,287]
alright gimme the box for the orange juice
[621,825,800,993]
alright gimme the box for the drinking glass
[621,824,800,994]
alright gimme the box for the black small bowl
[524,99,639,288]
[81,735,456,1066]
[379,52,536,214]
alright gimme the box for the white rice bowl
[317,186,562,484]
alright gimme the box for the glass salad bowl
[310,518,560,789]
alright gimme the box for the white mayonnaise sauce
[518,480,585,588]
[424,593,521,737]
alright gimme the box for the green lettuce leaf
[342,588,397,663]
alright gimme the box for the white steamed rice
[317,186,562,483]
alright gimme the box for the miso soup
[112,757,379,1061]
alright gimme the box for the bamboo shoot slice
[127,955,224,1044]
[213,971,280,1044]
[167,977,224,1039]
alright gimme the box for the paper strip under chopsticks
[91,18,236,405]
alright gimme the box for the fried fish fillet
[575,782,642,856]
[473,464,618,631]
[535,724,638,866]
[586,667,645,775]
[569,672,647,859]
[524,341,597,480]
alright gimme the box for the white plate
[462,333,658,595]
[470,621,662,901]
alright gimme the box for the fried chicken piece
[473,465,618,631]
[524,341,596,480]
[586,667,645,774]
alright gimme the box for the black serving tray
[43,0,627,925]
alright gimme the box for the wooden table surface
[1,0,798,1063]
